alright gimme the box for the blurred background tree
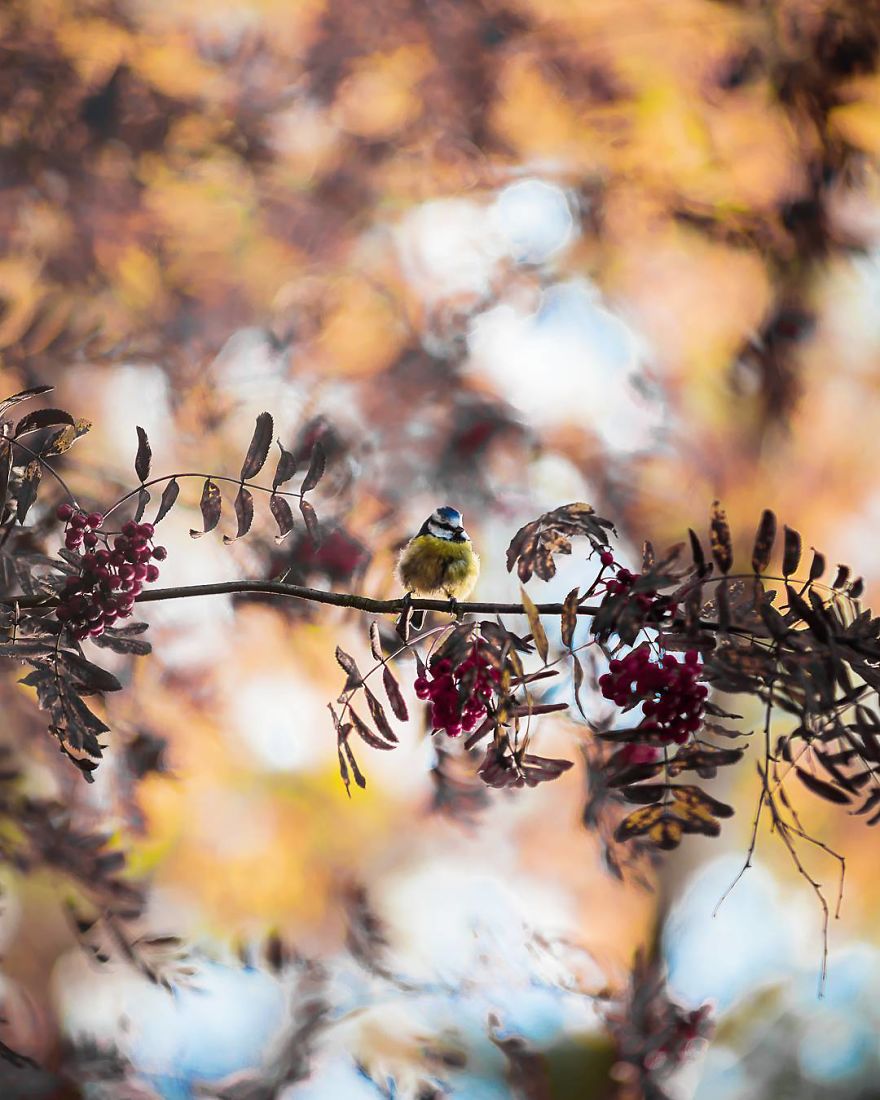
[3,0,880,1096]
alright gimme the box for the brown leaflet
[300,441,326,494]
[14,408,75,435]
[709,501,733,574]
[269,493,294,542]
[795,767,851,804]
[154,478,179,525]
[782,526,802,577]
[190,479,221,537]
[808,550,826,583]
[751,509,776,573]
[382,667,409,722]
[520,585,548,664]
[299,498,321,545]
[134,426,152,483]
[571,652,587,719]
[350,708,395,751]
[561,587,579,650]
[334,647,362,690]
[369,621,383,661]
[16,461,41,523]
[240,412,273,480]
[364,688,398,743]
[273,441,298,489]
[223,486,254,543]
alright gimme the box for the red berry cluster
[599,646,707,744]
[600,558,677,622]
[414,642,500,738]
[55,505,166,641]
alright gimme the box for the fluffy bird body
[397,506,480,603]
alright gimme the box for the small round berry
[86,512,104,528]
[95,549,111,565]
[137,522,155,538]
[133,564,148,581]
[65,532,83,550]
[600,550,614,566]
[70,511,88,529]
[110,550,126,567]
[145,564,160,583]
[82,531,99,548]
[56,503,75,521]
[122,520,139,538]
[114,536,129,552]
[152,545,168,561]
[119,564,136,581]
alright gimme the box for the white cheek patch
[427,522,453,540]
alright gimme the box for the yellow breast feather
[397,534,480,601]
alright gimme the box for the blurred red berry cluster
[55,507,166,640]
[599,645,707,745]
[601,559,677,622]
[414,641,500,738]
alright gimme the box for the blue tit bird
[397,506,480,625]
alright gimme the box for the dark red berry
[56,503,75,521]
[122,520,139,537]
[86,512,103,528]
[600,550,614,566]
[137,522,155,538]
[152,545,167,561]
[145,564,160,582]
[70,512,88,529]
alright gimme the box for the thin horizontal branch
[3,580,604,617]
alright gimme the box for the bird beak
[454,526,466,538]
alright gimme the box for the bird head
[419,506,469,542]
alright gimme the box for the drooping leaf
[190,479,221,537]
[382,666,408,722]
[832,564,850,591]
[751,509,776,573]
[273,441,298,489]
[782,525,801,577]
[269,493,294,542]
[223,486,254,543]
[709,501,733,574]
[369,621,383,661]
[571,652,587,719]
[335,647,362,690]
[134,426,152,483]
[796,767,851,804]
[134,486,150,522]
[154,479,179,525]
[58,650,123,694]
[0,386,53,419]
[240,412,274,481]
[520,585,548,664]
[14,408,75,436]
[364,688,398,743]
[343,739,367,788]
[299,498,321,545]
[350,708,395,751]
[688,528,708,576]
[300,441,326,494]
[15,461,41,523]
[808,549,826,583]
[561,587,579,650]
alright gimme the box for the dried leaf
[0,386,53,419]
[364,688,398,743]
[850,577,864,600]
[154,478,179,526]
[571,652,587,719]
[796,767,851,804]
[300,441,326,494]
[223,486,254,542]
[751,509,776,573]
[350,708,395,751]
[808,550,826,583]
[382,666,409,722]
[709,501,733,574]
[240,412,274,481]
[561,587,579,650]
[689,528,709,575]
[299,498,321,545]
[190,479,221,538]
[134,426,152,483]
[134,487,150,522]
[273,441,298,489]
[269,493,294,542]
[520,585,548,664]
[16,461,41,523]
[343,740,367,788]
[369,621,383,661]
[14,408,75,436]
[832,564,850,591]
[782,526,801,577]
[335,647,362,690]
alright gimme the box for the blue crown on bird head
[417,506,469,542]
